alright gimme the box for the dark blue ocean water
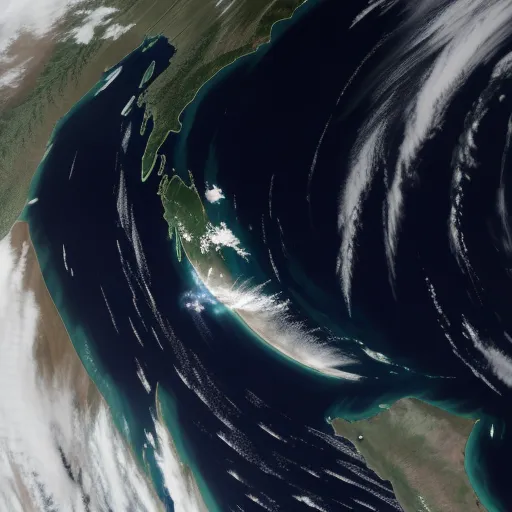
[23,0,512,510]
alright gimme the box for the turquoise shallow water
[22,35,178,508]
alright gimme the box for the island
[330,398,485,512]
[159,173,360,380]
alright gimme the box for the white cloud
[293,495,328,512]
[102,22,135,41]
[122,122,131,153]
[227,469,249,485]
[257,423,286,442]
[360,346,392,364]
[388,0,512,273]
[337,121,387,313]
[0,58,31,89]
[68,7,118,44]
[177,221,193,242]
[426,278,501,395]
[497,116,512,255]
[116,167,151,284]
[205,184,225,203]
[153,413,208,512]
[0,0,131,90]
[200,222,249,260]
[206,278,362,380]
[463,318,512,387]
[0,230,162,511]
[136,358,152,394]
[0,0,82,56]
[350,0,398,29]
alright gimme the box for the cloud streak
[462,317,512,388]
[338,0,512,310]
[207,277,362,379]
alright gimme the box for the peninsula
[331,398,485,512]
[0,0,305,237]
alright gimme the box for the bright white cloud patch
[0,0,130,91]
[350,0,397,29]
[0,58,31,89]
[102,22,135,41]
[293,495,328,512]
[463,317,512,387]
[200,222,250,260]
[69,7,118,44]
[205,184,225,203]
[337,121,387,314]
[136,358,152,394]
[153,414,208,512]
[0,0,82,56]
[258,422,286,442]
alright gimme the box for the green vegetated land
[331,398,486,512]
[158,172,229,280]
[0,0,304,238]
[139,0,306,180]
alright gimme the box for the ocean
[22,0,512,510]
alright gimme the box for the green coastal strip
[141,0,312,181]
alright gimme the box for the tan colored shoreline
[11,221,103,414]
[7,221,164,510]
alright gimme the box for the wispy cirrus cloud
[337,0,512,311]
[462,317,512,388]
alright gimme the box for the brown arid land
[331,398,486,512]
[5,221,164,510]
[10,222,102,412]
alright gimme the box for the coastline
[5,221,165,510]
[155,384,220,512]
[174,216,360,381]
[140,0,315,180]
[139,0,316,180]
[1,0,311,239]
[330,397,486,512]
[160,173,361,381]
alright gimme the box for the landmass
[159,174,359,379]
[330,398,485,512]
[0,0,304,237]
[155,385,213,512]
[10,222,103,421]
[4,222,164,510]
